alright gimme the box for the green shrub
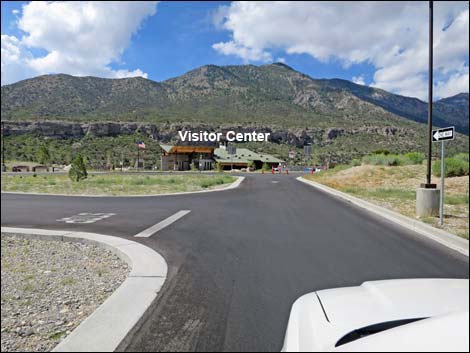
[372,149,390,155]
[69,154,88,182]
[362,154,404,166]
[350,159,361,167]
[36,144,51,165]
[214,162,223,172]
[432,157,469,177]
[453,153,469,163]
[403,152,425,165]
[445,194,469,205]
[200,180,211,188]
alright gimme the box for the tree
[36,144,51,165]
[69,154,88,182]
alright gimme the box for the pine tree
[69,154,88,182]
[36,144,51,165]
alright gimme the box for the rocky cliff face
[3,121,408,148]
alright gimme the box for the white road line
[134,210,191,238]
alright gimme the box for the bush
[362,154,404,166]
[214,162,223,172]
[372,149,390,155]
[69,154,88,182]
[350,159,361,167]
[403,152,425,165]
[432,157,469,177]
[453,153,469,163]
[36,144,51,165]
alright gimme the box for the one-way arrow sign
[432,127,455,142]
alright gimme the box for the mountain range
[1,63,469,135]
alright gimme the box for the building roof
[214,147,283,164]
[160,144,174,153]
[159,144,215,154]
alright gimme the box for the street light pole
[425,0,435,188]
[416,1,439,219]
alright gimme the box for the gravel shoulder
[1,235,129,352]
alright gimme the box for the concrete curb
[297,177,469,257]
[0,176,245,198]
[1,227,168,352]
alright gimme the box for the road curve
[1,173,468,352]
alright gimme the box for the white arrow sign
[432,127,455,142]
[433,130,452,140]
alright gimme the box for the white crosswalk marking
[134,210,191,238]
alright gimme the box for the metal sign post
[439,141,445,225]
[1,121,5,172]
[432,126,455,226]
[227,145,236,171]
[304,144,312,169]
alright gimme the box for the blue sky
[106,1,375,83]
[1,1,468,100]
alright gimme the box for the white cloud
[352,75,366,85]
[213,1,469,100]
[1,1,158,85]
[212,41,272,63]
[1,35,36,85]
[435,66,469,98]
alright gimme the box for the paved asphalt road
[1,174,468,352]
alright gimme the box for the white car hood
[336,311,469,352]
[317,278,469,330]
[283,279,469,352]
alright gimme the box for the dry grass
[305,164,469,239]
[1,174,236,196]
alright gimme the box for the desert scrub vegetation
[361,151,426,166]
[432,153,469,177]
[1,174,236,196]
[305,162,469,239]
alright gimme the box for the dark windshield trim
[335,318,426,347]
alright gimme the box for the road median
[0,174,245,197]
